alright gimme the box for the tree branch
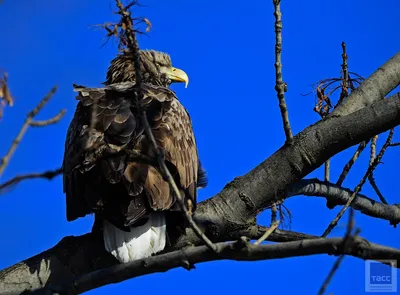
[31,236,400,294]
[29,110,66,127]
[0,86,64,178]
[287,179,400,225]
[336,141,367,186]
[1,89,400,293]
[321,129,394,237]
[272,0,293,142]
[0,225,315,294]
[0,167,62,194]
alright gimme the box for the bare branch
[287,179,400,226]
[368,135,389,204]
[337,42,350,106]
[322,129,395,236]
[35,236,400,294]
[254,220,280,245]
[272,0,292,142]
[29,110,66,127]
[318,210,358,295]
[336,141,367,186]
[2,90,400,294]
[324,159,330,182]
[271,203,278,223]
[0,223,316,294]
[370,135,378,165]
[0,167,62,193]
[0,86,61,178]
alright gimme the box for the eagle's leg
[102,212,167,263]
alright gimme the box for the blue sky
[0,0,399,294]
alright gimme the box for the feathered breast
[62,82,203,231]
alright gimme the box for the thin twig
[0,86,61,178]
[318,209,357,295]
[337,42,349,106]
[368,135,388,204]
[322,129,394,237]
[324,159,330,182]
[271,203,277,223]
[336,141,367,186]
[0,167,62,193]
[323,44,351,182]
[114,0,217,252]
[369,135,378,165]
[272,0,293,142]
[254,220,280,245]
[29,109,66,127]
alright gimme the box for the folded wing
[63,82,205,231]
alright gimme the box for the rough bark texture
[1,91,400,294]
[1,52,400,294]
[43,237,400,294]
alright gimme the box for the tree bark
[1,53,400,294]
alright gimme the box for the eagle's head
[105,49,189,88]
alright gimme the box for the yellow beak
[164,67,189,88]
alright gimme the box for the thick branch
[195,92,400,237]
[1,91,400,293]
[0,226,315,294]
[34,237,400,294]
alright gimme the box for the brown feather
[63,50,207,233]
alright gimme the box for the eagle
[62,50,207,263]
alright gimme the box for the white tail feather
[103,212,166,263]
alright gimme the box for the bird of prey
[62,50,207,263]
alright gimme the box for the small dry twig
[0,167,62,193]
[336,141,367,187]
[322,129,395,237]
[315,43,356,182]
[30,110,66,127]
[310,43,364,118]
[113,0,217,252]
[0,86,65,178]
[271,203,278,223]
[337,42,349,106]
[318,208,357,295]
[368,135,388,204]
[91,4,152,50]
[272,0,293,142]
[254,220,280,245]
[0,73,14,120]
